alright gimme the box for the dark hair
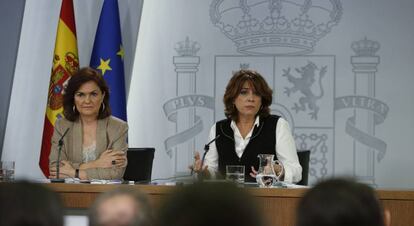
[296,178,385,226]
[156,182,265,226]
[90,187,153,226]
[63,67,111,121]
[0,181,64,226]
[223,70,272,121]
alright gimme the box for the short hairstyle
[156,182,265,226]
[223,69,273,121]
[0,181,64,226]
[63,67,111,121]
[89,187,153,226]
[296,178,385,226]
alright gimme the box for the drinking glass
[0,161,15,182]
[226,165,245,184]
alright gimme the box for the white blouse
[82,141,97,163]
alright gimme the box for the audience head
[89,187,153,226]
[63,66,111,121]
[296,177,390,226]
[156,182,265,226]
[0,180,64,226]
[223,69,273,121]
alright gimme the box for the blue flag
[90,0,127,121]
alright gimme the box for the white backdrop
[3,0,414,188]
[129,0,414,188]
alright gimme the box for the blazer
[49,116,128,179]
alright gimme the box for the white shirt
[204,116,302,183]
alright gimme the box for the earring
[73,105,76,113]
[101,102,105,112]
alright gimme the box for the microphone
[200,135,220,168]
[51,128,69,183]
[194,135,220,181]
[190,135,221,177]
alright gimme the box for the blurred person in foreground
[89,187,153,226]
[191,69,301,183]
[0,181,64,226]
[49,67,128,180]
[296,177,391,226]
[156,182,265,226]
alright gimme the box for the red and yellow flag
[39,0,79,177]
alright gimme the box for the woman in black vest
[192,70,302,183]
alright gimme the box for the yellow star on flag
[117,45,124,60]
[97,58,112,75]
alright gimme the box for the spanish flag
[39,0,79,177]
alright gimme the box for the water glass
[0,161,15,182]
[226,165,245,184]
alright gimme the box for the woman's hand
[249,163,284,179]
[49,160,75,178]
[94,149,127,168]
[249,166,258,179]
[276,164,283,175]
[189,152,209,176]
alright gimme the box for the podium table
[46,183,414,226]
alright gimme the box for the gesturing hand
[189,151,209,175]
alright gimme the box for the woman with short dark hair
[49,67,128,180]
[62,67,112,121]
[192,69,301,183]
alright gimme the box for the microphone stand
[198,135,220,181]
[51,128,69,183]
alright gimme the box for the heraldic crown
[175,37,201,56]
[210,0,342,55]
[351,37,380,57]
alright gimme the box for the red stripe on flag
[59,0,77,36]
[39,117,54,177]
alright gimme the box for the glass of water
[0,161,15,182]
[226,165,245,184]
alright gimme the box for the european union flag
[90,0,127,121]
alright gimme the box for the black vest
[215,115,280,182]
